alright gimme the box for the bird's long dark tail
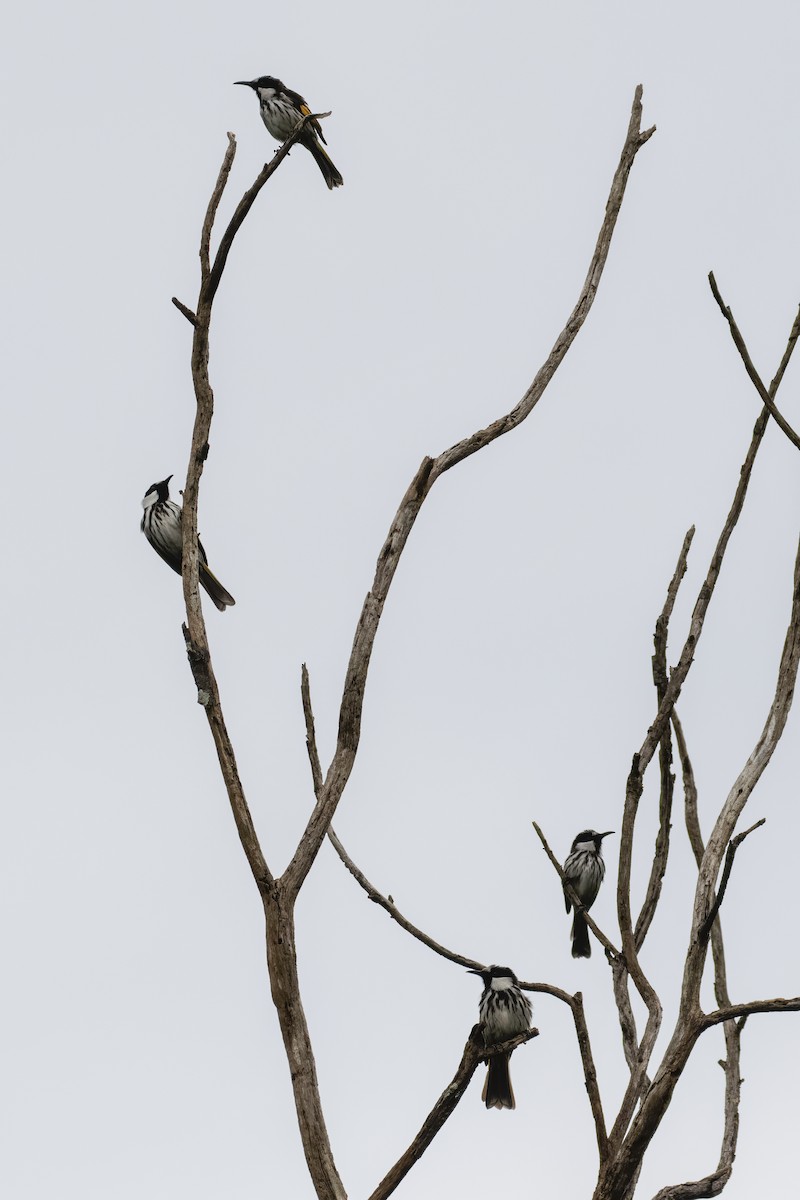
[483,1052,515,1110]
[571,911,591,958]
[199,563,236,611]
[303,136,344,189]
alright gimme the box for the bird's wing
[288,86,327,144]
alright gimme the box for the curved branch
[282,86,655,900]
[701,998,800,1028]
[328,825,483,970]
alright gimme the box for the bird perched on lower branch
[235,75,344,190]
[468,965,532,1110]
[141,476,235,612]
[563,830,613,958]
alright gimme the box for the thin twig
[171,297,197,326]
[200,132,236,281]
[709,273,800,453]
[301,664,323,795]
[327,825,483,970]
[698,819,766,941]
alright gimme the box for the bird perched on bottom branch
[235,74,344,190]
[141,476,235,612]
[468,965,532,1110]
[563,830,613,958]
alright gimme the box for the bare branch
[684,527,800,1005]
[635,527,695,949]
[200,132,236,281]
[570,990,609,1161]
[653,713,744,1200]
[179,136,271,893]
[430,87,655,481]
[709,273,800,453]
[327,819,608,1154]
[301,664,323,796]
[203,112,328,307]
[283,86,655,902]
[698,819,766,941]
[531,821,621,959]
[171,296,198,325]
[609,956,650,1093]
[615,297,800,1103]
[604,517,800,1197]
[367,1030,537,1200]
[327,825,483,970]
[177,133,349,1199]
[702,997,800,1028]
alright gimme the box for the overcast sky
[3,1,800,1197]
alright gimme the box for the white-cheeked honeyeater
[141,476,235,612]
[563,830,613,958]
[468,965,532,1110]
[235,75,343,190]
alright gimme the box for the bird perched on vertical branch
[235,75,344,190]
[140,476,235,612]
[468,965,532,1110]
[563,830,613,958]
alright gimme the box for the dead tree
[169,87,800,1200]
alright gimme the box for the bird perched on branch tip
[563,830,613,958]
[140,476,235,612]
[468,965,532,1110]
[235,74,343,189]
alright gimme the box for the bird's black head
[571,829,614,854]
[141,475,172,508]
[467,964,519,986]
[234,76,281,92]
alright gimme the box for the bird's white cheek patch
[142,490,157,510]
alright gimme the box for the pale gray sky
[3,1,800,1197]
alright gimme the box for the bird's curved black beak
[161,474,173,486]
[234,80,256,89]
[600,831,615,839]
[466,968,484,977]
